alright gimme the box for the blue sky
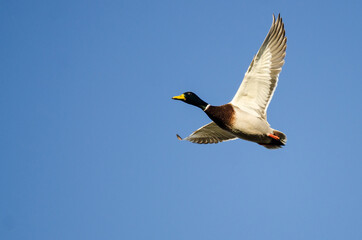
[1,0,362,239]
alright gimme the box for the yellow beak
[172,94,186,100]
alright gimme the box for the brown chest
[205,104,235,130]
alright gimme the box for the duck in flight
[172,14,287,149]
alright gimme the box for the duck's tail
[260,130,287,149]
[273,130,287,145]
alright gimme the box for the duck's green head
[172,92,208,110]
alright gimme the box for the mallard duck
[172,14,287,149]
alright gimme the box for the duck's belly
[229,110,273,143]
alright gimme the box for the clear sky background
[1,0,362,239]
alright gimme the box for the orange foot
[268,133,280,141]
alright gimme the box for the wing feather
[231,14,287,119]
[177,122,237,144]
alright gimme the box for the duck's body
[173,14,287,149]
[205,104,286,148]
[209,104,271,141]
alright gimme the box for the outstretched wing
[177,122,237,144]
[231,14,287,119]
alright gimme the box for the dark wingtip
[176,134,183,140]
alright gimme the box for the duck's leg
[268,133,280,141]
